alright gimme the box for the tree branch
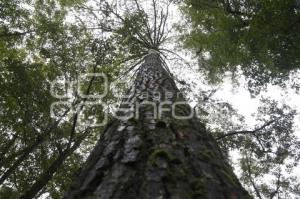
[133,0,154,46]
[216,118,278,140]
[270,171,281,199]
[152,0,158,45]
[0,30,35,38]
[245,153,263,199]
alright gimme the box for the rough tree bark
[65,51,251,199]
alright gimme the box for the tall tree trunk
[65,52,251,199]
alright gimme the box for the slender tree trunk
[0,66,96,186]
[65,52,251,199]
[0,135,44,185]
[0,106,72,185]
[0,134,18,167]
[19,137,84,199]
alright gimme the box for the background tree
[0,0,122,197]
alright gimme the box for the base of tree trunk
[65,118,250,199]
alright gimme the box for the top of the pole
[144,49,160,64]
[148,49,159,55]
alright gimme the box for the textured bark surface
[65,53,251,199]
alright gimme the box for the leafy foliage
[181,0,300,94]
[199,94,300,198]
[0,0,123,198]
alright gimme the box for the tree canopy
[181,0,300,94]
